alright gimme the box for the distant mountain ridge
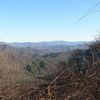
[0,41,88,53]
[7,41,87,47]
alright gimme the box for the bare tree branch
[78,1,100,22]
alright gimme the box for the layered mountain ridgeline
[0,41,85,84]
[1,41,99,100]
[0,41,88,53]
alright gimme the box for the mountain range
[0,41,88,54]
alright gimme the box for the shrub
[39,61,46,68]
[67,49,89,74]
[26,64,33,73]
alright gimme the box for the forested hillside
[0,40,99,100]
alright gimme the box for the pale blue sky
[0,0,100,42]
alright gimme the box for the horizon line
[0,40,92,43]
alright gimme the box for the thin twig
[78,1,100,22]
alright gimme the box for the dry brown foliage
[37,62,100,100]
[0,42,99,100]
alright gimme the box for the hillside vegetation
[36,40,100,100]
[0,41,99,100]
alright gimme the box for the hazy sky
[0,0,100,42]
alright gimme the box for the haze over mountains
[0,41,88,54]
